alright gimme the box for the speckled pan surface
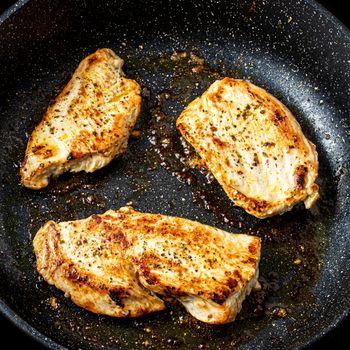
[0,0,349,349]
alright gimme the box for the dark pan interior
[0,0,349,349]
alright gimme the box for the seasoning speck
[274,307,287,318]
[49,296,58,310]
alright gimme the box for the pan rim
[0,298,66,349]
[0,0,349,349]
[0,0,29,26]
[306,0,350,35]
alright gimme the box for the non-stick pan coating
[0,0,349,349]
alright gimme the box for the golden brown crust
[177,78,319,218]
[20,49,141,189]
[33,207,260,323]
[33,218,165,318]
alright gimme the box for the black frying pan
[0,0,349,349]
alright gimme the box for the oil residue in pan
[0,51,336,350]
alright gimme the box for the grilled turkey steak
[177,78,319,218]
[34,207,261,324]
[20,48,141,189]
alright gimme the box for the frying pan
[0,0,349,349]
